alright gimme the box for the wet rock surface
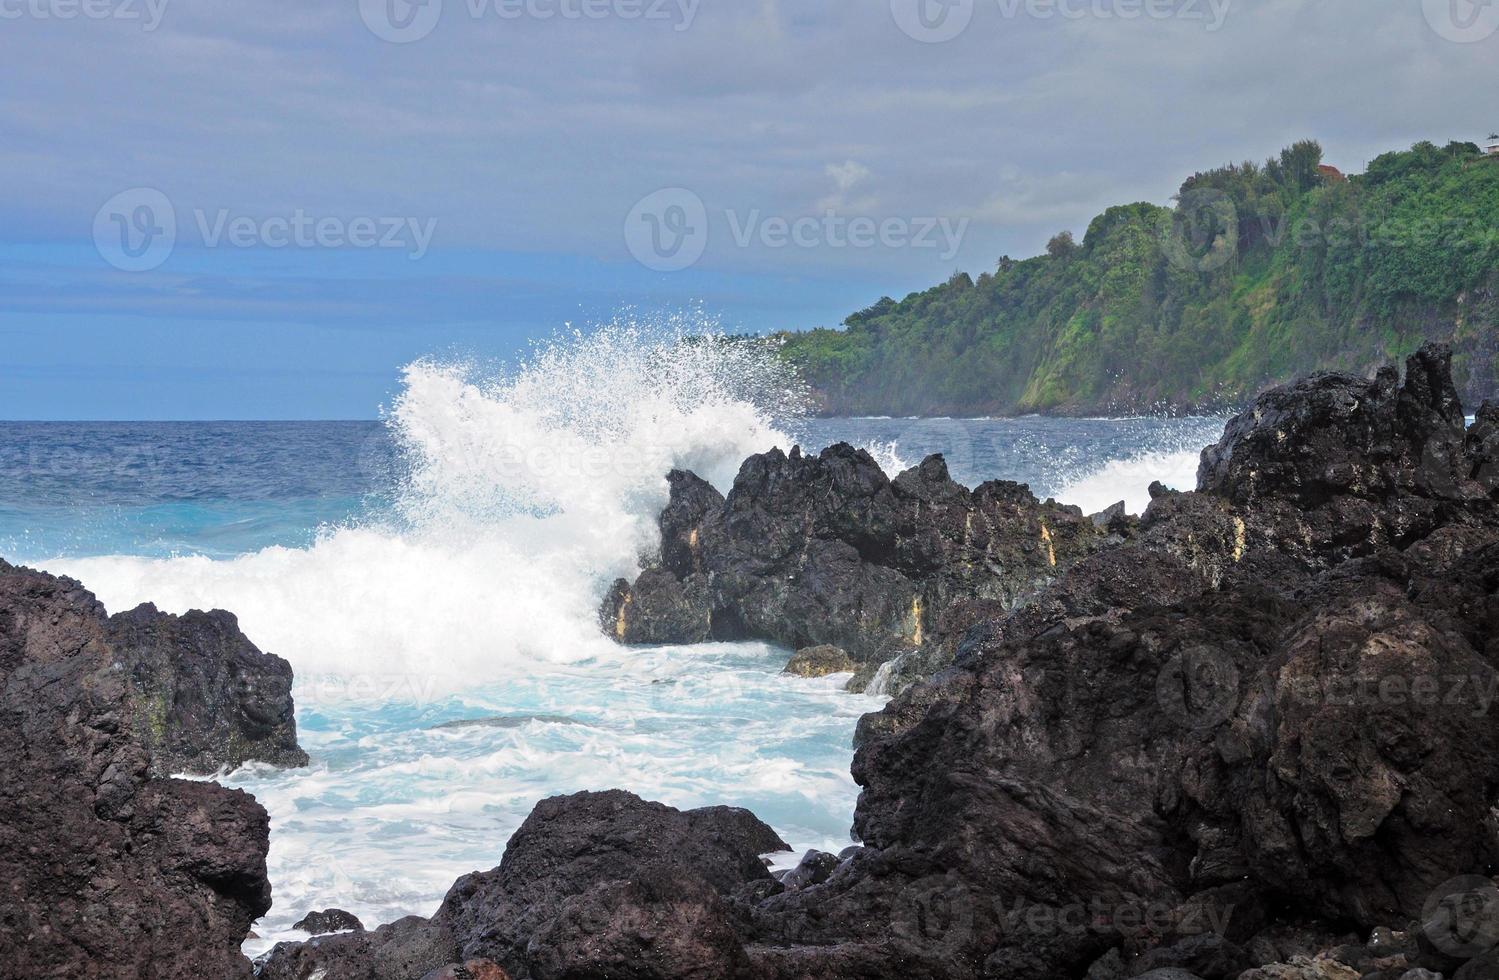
[782,644,856,677]
[604,444,1112,693]
[0,561,306,978]
[294,908,366,935]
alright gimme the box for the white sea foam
[1052,448,1202,515]
[857,438,909,477]
[47,321,807,685]
[226,640,871,956]
[1050,419,1229,516]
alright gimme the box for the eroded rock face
[603,569,712,645]
[604,445,1111,692]
[0,561,299,978]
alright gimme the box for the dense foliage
[780,140,1499,415]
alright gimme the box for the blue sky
[0,242,893,418]
[2,0,1495,419]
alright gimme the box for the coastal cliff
[781,140,1499,417]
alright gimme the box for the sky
[1,0,1495,419]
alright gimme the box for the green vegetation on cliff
[780,140,1499,416]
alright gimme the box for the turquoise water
[0,399,1226,951]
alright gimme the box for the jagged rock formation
[602,445,1114,693]
[262,345,1499,980]
[257,790,787,979]
[827,344,1499,977]
[111,601,308,775]
[0,561,308,978]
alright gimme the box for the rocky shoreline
[7,344,1499,979]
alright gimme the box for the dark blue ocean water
[0,416,1226,561]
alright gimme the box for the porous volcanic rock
[782,644,856,677]
[604,445,1112,692]
[294,908,366,935]
[0,560,304,978]
[110,600,308,775]
[257,789,789,980]
[602,568,712,645]
[821,344,1499,977]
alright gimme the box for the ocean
[0,330,1229,953]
